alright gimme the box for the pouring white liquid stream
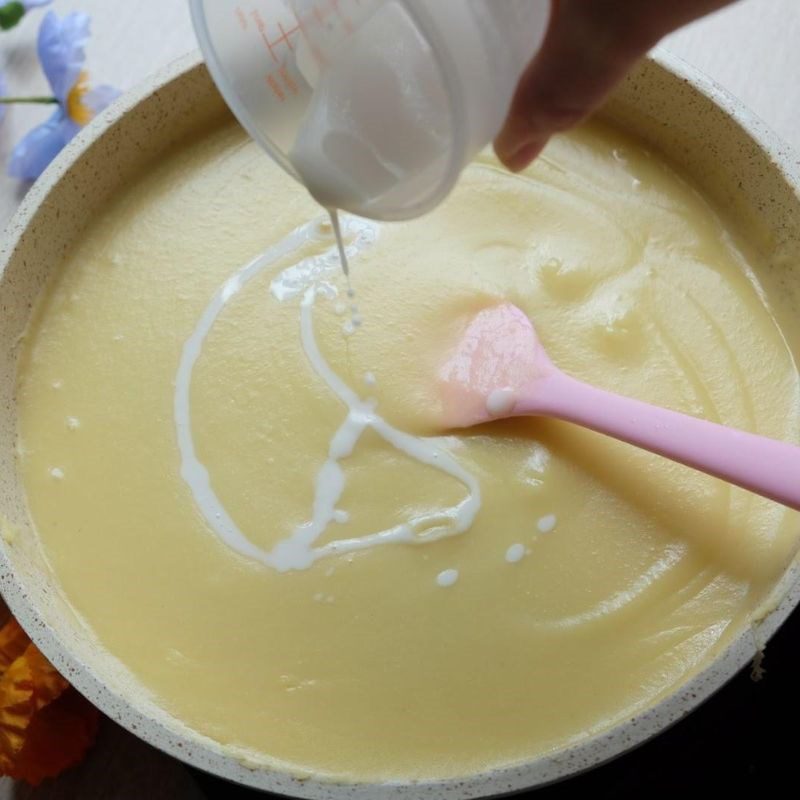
[327,207,362,334]
[174,214,481,572]
[328,208,349,279]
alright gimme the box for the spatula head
[438,303,554,428]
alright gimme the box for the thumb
[495,0,736,172]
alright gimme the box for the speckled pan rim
[0,48,798,798]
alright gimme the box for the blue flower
[0,0,52,31]
[7,11,120,181]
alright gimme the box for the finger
[495,0,736,171]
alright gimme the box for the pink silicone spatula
[439,303,800,511]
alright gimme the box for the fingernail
[505,139,546,172]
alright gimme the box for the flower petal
[0,621,100,785]
[0,643,69,774]
[83,84,121,115]
[0,619,29,673]
[1,687,99,786]
[37,11,90,104]
[7,109,79,181]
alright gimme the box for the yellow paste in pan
[15,118,800,780]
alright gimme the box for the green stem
[0,2,25,31]
[0,96,59,105]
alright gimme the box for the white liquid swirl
[174,215,481,572]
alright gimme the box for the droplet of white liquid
[505,543,526,563]
[486,388,516,417]
[49,467,64,480]
[332,509,350,524]
[334,301,347,316]
[364,372,376,387]
[51,380,63,390]
[436,569,459,588]
[66,417,80,430]
[343,320,356,336]
[537,514,557,534]
[313,592,325,603]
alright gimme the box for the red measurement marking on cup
[293,8,328,66]
[266,73,285,101]
[250,9,277,62]
[258,1,358,102]
[310,0,355,32]
[278,63,299,95]
[235,6,247,31]
[256,14,302,64]
[277,22,300,51]
[259,11,304,101]
[330,0,354,34]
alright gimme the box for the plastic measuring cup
[190,0,550,221]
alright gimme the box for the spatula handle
[531,371,800,511]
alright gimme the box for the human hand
[494,0,737,171]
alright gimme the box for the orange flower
[0,617,99,784]
[0,619,29,672]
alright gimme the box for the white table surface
[0,0,798,795]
